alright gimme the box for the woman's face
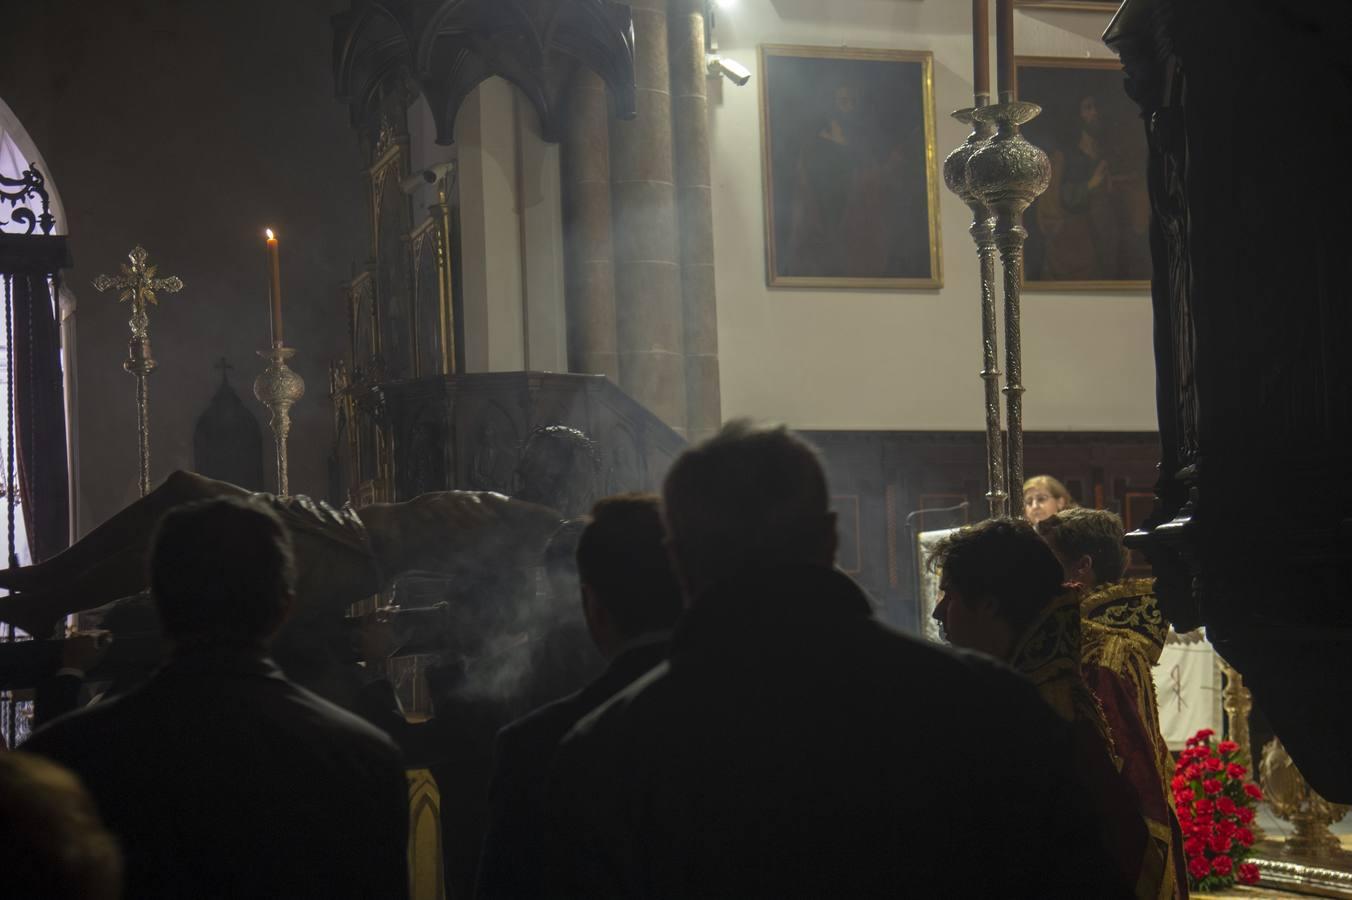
[1024,488,1064,525]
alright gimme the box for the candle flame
[265,228,276,240]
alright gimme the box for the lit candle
[265,228,283,346]
[973,0,990,101]
[996,0,1015,101]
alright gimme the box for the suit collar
[673,565,873,659]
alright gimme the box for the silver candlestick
[944,96,1008,519]
[967,98,1050,500]
[254,344,305,497]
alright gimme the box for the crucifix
[92,245,184,497]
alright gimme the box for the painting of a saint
[761,46,941,289]
[1018,57,1151,289]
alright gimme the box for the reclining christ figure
[0,469,564,641]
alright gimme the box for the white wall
[451,78,567,374]
[709,0,1157,432]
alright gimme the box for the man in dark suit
[543,421,1133,899]
[476,493,683,899]
[23,497,410,900]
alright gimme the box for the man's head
[662,420,836,598]
[1036,508,1127,589]
[1078,94,1100,130]
[928,518,1065,661]
[575,494,683,658]
[0,752,122,900]
[150,497,295,646]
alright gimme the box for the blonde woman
[1023,474,1078,524]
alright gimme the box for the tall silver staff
[93,246,184,497]
[944,0,1007,518]
[968,0,1049,500]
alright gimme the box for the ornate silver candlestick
[944,97,1008,519]
[254,344,305,497]
[967,98,1050,499]
[92,246,184,497]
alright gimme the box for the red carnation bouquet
[1173,728,1264,891]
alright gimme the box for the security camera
[400,160,457,195]
[707,53,751,86]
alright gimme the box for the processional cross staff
[92,246,184,497]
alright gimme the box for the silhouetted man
[544,422,1131,899]
[24,497,410,899]
[477,494,683,899]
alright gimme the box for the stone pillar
[668,0,721,444]
[561,70,620,382]
[610,0,687,436]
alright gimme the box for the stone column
[668,0,721,444]
[561,70,620,382]
[610,0,687,436]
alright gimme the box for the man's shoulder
[277,678,403,760]
[497,689,588,761]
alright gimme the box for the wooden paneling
[804,430,1160,632]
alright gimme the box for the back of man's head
[929,518,1064,635]
[1035,508,1126,587]
[662,421,834,596]
[576,494,683,637]
[150,497,296,645]
[0,752,122,900]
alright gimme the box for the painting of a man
[1020,59,1151,287]
[762,46,940,288]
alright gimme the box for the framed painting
[760,45,942,289]
[1017,56,1151,290]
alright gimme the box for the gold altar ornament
[92,245,184,498]
[254,346,305,498]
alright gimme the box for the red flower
[1204,757,1225,772]
[1183,836,1207,857]
[1195,798,1214,816]
[1218,797,1238,815]
[1203,779,1223,795]
[1196,728,1216,740]
[1176,788,1195,804]
[1238,807,1256,824]
[1216,820,1237,839]
[1218,739,1240,755]
[1189,820,1213,839]
[1244,783,1264,800]
[1189,856,1213,880]
[1228,762,1247,779]
[1213,855,1233,876]
[1239,863,1260,885]
[1171,774,1188,791]
[1176,805,1193,823]
[1237,827,1255,847]
[1209,833,1232,854]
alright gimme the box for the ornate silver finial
[254,346,306,498]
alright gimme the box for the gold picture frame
[1017,55,1150,292]
[1014,1,1120,10]
[759,44,942,290]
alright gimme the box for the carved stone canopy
[333,0,638,145]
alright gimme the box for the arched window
[0,98,74,747]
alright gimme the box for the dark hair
[575,494,683,637]
[1036,508,1126,586]
[0,752,122,900]
[927,518,1064,634]
[150,497,295,643]
[662,421,832,591]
